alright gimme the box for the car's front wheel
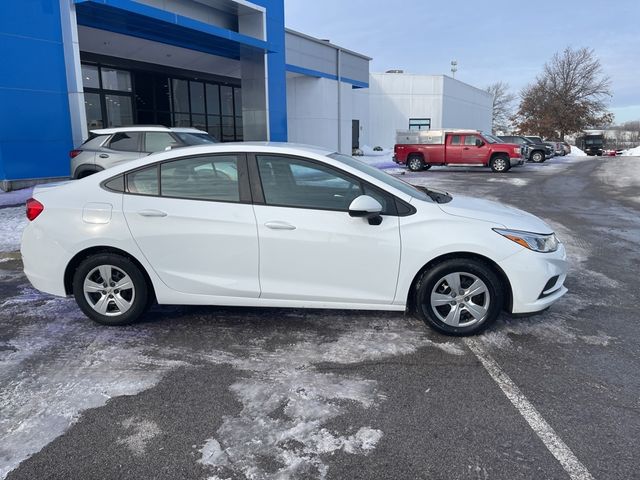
[414,259,504,336]
[530,151,544,163]
[490,155,510,173]
[72,253,150,325]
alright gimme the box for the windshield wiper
[415,186,452,204]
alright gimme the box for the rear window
[81,134,109,149]
[109,132,142,152]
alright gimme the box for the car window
[145,132,176,153]
[257,155,362,211]
[450,135,461,145]
[127,165,158,195]
[160,155,239,202]
[464,136,478,146]
[109,132,142,152]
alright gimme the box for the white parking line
[464,338,594,480]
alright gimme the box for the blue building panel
[0,0,72,182]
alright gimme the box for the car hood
[437,195,554,233]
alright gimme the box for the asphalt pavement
[1,155,639,479]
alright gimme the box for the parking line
[464,338,594,480]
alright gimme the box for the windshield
[174,132,217,145]
[328,153,434,202]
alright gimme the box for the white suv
[70,126,216,179]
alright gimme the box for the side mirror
[164,143,181,151]
[348,195,383,225]
[475,138,485,147]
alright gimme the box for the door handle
[265,221,296,230]
[99,154,110,158]
[138,209,167,217]
[463,147,470,150]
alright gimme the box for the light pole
[450,60,458,79]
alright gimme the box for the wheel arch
[64,246,156,301]
[406,251,513,313]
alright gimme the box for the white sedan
[21,143,567,335]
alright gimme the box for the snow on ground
[0,207,27,253]
[0,187,32,208]
[622,145,640,156]
[567,145,587,157]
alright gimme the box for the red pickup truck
[393,129,524,173]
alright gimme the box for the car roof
[90,126,172,135]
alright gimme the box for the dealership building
[0,0,492,190]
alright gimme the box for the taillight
[69,149,82,158]
[26,198,44,221]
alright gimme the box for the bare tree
[486,81,516,134]
[514,47,612,139]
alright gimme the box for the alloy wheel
[429,272,490,327]
[83,265,136,316]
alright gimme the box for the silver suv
[70,126,217,179]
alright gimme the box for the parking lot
[1,155,639,479]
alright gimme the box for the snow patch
[567,145,587,157]
[0,188,32,208]
[0,207,27,253]
[621,145,640,156]
[117,417,161,456]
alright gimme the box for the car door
[100,132,145,168]
[122,153,260,297]
[250,154,401,304]
[462,134,487,164]
[445,134,464,164]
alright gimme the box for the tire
[72,253,150,326]
[489,155,510,173]
[530,151,544,163]
[413,258,504,336]
[407,155,425,172]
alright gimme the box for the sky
[284,0,640,124]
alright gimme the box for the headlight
[493,228,559,253]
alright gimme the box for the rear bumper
[498,243,568,314]
[21,222,69,297]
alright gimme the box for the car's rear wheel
[530,151,544,163]
[490,155,510,173]
[72,253,149,325]
[407,155,425,172]
[414,259,504,336]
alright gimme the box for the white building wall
[441,76,493,132]
[286,75,356,154]
[364,73,492,148]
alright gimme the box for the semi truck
[393,129,525,173]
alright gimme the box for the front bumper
[509,156,526,167]
[498,243,568,314]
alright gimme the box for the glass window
[104,95,133,127]
[192,114,206,131]
[173,132,216,145]
[109,132,141,152]
[257,155,362,211]
[104,175,125,193]
[145,132,176,153]
[464,136,478,146]
[160,155,239,202]
[173,113,191,127]
[450,135,461,145]
[82,65,100,89]
[127,166,158,195]
[190,81,205,114]
[234,88,242,115]
[222,116,235,141]
[84,92,103,129]
[207,116,221,141]
[134,72,154,111]
[206,84,220,115]
[172,79,189,112]
[155,76,171,112]
[220,86,234,116]
[101,68,132,92]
